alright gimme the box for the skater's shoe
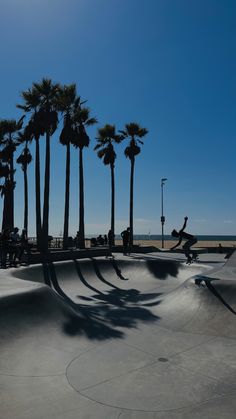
[192,251,199,261]
[195,277,204,286]
[186,256,192,265]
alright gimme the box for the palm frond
[118,130,127,137]
[124,142,141,159]
[94,142,103,151]
[97,149,105,159]
[124,122,148,139]
[86,117,97,126]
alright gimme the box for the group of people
[90,234,108,247]
[90,228,131,256]
[0,227,30,268]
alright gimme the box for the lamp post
[161,178,167,248]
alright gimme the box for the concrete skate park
[1,249,236,419]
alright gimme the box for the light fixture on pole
[161,178,167,249]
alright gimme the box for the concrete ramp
[1,252,236,418]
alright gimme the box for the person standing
[0,228,11,268]
[107,229,115,258]
[18,229,30,265]
[104,234,108,245]
[121,227,131,255]
[10,227,20,266]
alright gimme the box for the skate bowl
[1,252,236,418]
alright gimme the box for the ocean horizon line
[84,234,236,241]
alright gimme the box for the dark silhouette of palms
[119,123,148,246]
[94,124,122,245]
[71,100,97,248]
[0,159,11,221]
[17,87,43,249]
[32,78,60,252]
[57,84,78,249]
[0,118,23,230]
[16,129,32,233]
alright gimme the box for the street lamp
[161,178,167,249]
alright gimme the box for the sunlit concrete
[1,251,236,418]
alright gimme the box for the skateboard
[195,277,205,287]
[186,251,199,265]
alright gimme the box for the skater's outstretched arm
[179,216,188,233]
[170,238,182,250]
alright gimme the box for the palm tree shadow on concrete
[110,259,129,280]
[90,257,121,289]
[146,259,181,279]
[43,262,160,341]
[128,256,181,280]
[73,259,104,295]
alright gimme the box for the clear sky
[0,0,235,236]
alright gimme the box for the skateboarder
[170,217,198,263]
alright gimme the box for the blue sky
[0,0,235,236]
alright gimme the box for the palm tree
[119,123,148,246]
[16,129,32,233]
[0,118,23,230]
[94,124,122,245]
[71,101,97,248]
[17,87,43,249]
[56,84,77,249]
[32,78,60,251]
[0,161,11,229]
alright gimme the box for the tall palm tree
[119,123,148,246]
[71,101,97,248]
[32,78,60,251]
[56,84,77,249]
[16,129,32,233]
[94,124,122,245]
[0,160,11,229]
[17,87,43,249]
[0,118,23,230]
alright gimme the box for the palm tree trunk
[129,158,135,247]
[2,193,6,231]
[2,181,10,230]
[35,137,42,250]
[9,152,14,229]
[63,143,70,249]
[23,167,28,232]
[110,164,115,245]
[42,132,50,252]
[78,147,85,249]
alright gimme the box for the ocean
[131,235,236,241]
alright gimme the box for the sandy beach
[115,239,236,249]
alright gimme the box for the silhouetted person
[121,227,131,255]
[171,217,198,263]
[48,235,53,248]
[18,229,30,265]
[97,235,104,245]
[0,228,11,268]
[104,234,108,245]
[218,243,223,254]
[107,229,115,258]
[10,227,20,266]
[75,231,80,248]
[90,237,97,247]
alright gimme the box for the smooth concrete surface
[1,251,236,418]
